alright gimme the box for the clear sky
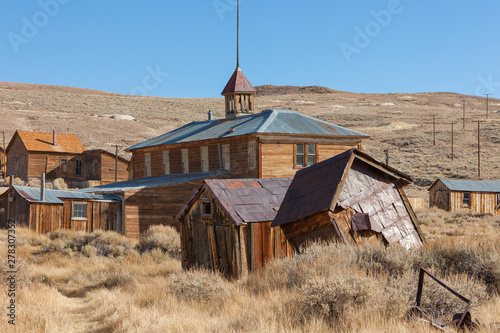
[1,1,499,99]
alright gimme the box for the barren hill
[1,81,499,199]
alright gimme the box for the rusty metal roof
[221,67,256,95]
[78,170,230,193]
[178,178,292,225]
[7,130,85,154]
[126,110,369,151]
[433,179,500,193]
[11,186,121,204]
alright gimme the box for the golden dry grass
[0,209,499,332]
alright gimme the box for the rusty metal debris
[409,268,480,331]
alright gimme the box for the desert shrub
[44,229,133,257]
[52,178,68,190]
[169,270,232,304]
[136,225,181,260]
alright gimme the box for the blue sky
[1,1,499,99]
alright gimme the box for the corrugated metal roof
[78,170,230,193]
[437,179,500,193]
[178,178,293,225]
[13,186,121,204]
[9,130,85,154]
[126,110,369,151]
[221,67,256,95]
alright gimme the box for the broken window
[295,143,317,167]
[201,198,214,219]
[201,146,209,173]
[162,150,170,175]
[181,149,189,174]
[463,192,470,207]
[248,141,257,169]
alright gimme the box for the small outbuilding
[429,179,500,215]
[272,149,424,250]
[177,178,294,278]
[0,186,122,233]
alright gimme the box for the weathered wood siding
[99,152,129,183]
[180,188,293,278]
[449,191,499,215]
[408,197,425,210]
[429,180,450,211]
[6,136,29,180]
[28,152,83,180]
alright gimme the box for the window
[201,198,213,219]
[181,149,189,174]
[162,150,170,175]
[295,143,317,167]
[222,144,230,170]
[75,159,83,176]
[144,153,151,177]
[201,146,209,173]
[463,192,471,207]
[248,141,257,169]
[72,202,87,220]
[497,193,500,209]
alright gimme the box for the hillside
[1,81,499,198]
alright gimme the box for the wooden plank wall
[100,153,129,183]
[28,153,83,181]
[449,191,499,215]
[6,136,29,180]
[180,189,294,278]
[429,180,450,211]
[408,197,425,210]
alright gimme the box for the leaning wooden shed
[272,149,424,250]
[177,178,295,278]
[0,186,122,233]
[429,179,500,215]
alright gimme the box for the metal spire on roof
[237,0,240,68]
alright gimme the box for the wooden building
[79,170,229,238]
[177,178,294,278]
[429,179,500,215]
[5,131,129,185]
[0,147,4,179]
[0,186,122,234]
[272,149,424,250]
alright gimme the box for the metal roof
[178,178,293,225]
[436,179,500,193]
[12,186,121,204]
[126,109,369,151]
[221,67,256,95]
[78,170,230,193]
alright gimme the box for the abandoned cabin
[0,147,5,179]
[0,184,122,233]
[272,149,424,250]
[429,179,500,215]
[177,178,294,278]
[5,130,128,186]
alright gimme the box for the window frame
[294,143,317,168]
[75,159,83,176]
[72,202,88,220]
[162,150,170,175]
[201,146,209,173]
[181,149,189,174]
[248,141,257,169]
[201,197,214,219]
[462,192,471,208]
[144,153,151,177]
[222,144,230,170]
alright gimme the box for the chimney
[208,110,213,121]
[41,173,45,202]
[53,130,57,146]
[9,175,13,187]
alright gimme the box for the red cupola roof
[221,67,256,95]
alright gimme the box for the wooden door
[434,190,450,211]
[207,225,231,277]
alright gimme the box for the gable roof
[126,110,369,151]
[272,149,412,227]
[5,186,121,204]
[432,179,500,193]
[7,131,85,154]
[177,178,292,225]
[221,67,256,95]
[78,170,230,193]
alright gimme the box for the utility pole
[110,145,123,182]
[432,114,436,146]
[2,131,6,178]
[462,100,466,130]
[485,93,490,119]
[477,120,481,177]
[451,122,454,161]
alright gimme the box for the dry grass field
[0,210,499,333]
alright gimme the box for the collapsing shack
[272,149,424,249]
[177,178,295,278]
